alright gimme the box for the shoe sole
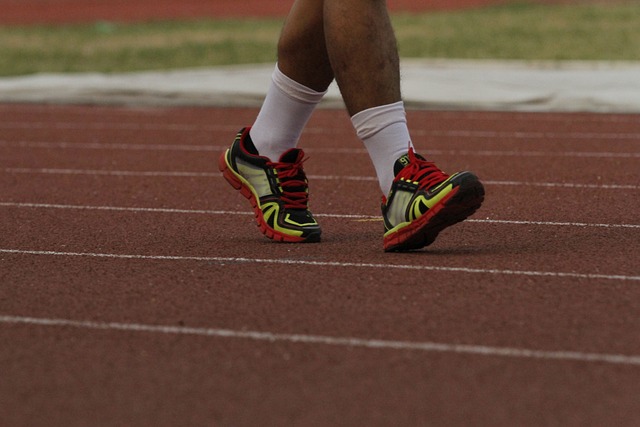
[218,150,321,243]
[383,172,485,252]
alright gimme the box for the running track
[2,0,640,424]
[0,0,515,25]
[1,104,639,425]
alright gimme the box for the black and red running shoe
[382,148,484,251]
[219,127,321,243]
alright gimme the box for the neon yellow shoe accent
[261,202,305,238]
[382,148,484,251]
[425,183,453,209]
[219,127,321,243]
[284,213,318,227]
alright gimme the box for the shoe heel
[218,151,243,190]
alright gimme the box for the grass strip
[1,2,639,76]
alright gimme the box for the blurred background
[0,0,638,76]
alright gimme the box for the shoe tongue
[393,153,412,175]
[279,148,304,164]
[393,151,427,175]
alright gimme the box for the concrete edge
[1,59,639,112]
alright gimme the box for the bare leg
[277,0,334,92]
[272,0,409,194]
[278,0,401,116]
[223,0,484,250]
[324,0,401,115]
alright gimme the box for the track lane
[2,103,639,427]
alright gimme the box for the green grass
[1,2,639,76]
[0,19,283,76]
[394,2,640,60]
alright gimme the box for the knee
[277,31,299,61]
[277,18,324,60]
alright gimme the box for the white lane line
[3,105,638,123]
[469,218,640,229]
[0,140,222,152]
[454,150,640,158]
[413,112,640,124]
[2,121,640,140]
[0,122,236,132]
[0,202,250,216]
[0,202,374,220]
[2,140,639,159]
[2,167,638,190]
[410,129,640,140]
[3,167,217,177]
[309,175,639,190]
[1,314,638,366]
[0,249,638,282]
[2,202,639,229]
[481,180,639,190]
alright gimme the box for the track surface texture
[0,0,596,25]
[2,0,640,426]
[1,103,639,426]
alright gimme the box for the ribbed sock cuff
[351,101,407,140]
[272,63,327,105]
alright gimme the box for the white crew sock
[351,101,414,195]
[250,64,327,161]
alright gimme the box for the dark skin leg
[277,0,401,116]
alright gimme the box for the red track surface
[1,0,640,425]
[1,104,639,426]
[2,0,512,25]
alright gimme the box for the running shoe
[382,148,484,252]
[218,127,321,243]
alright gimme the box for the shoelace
[398,148,449,191]
[269,158,310,210]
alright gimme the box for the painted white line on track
[2,140,639,159]
[2,121,640,140]
[481,180,639,190]
[468,218,640,229]
[4,167,216,177]
[308,175,639,190]
[0,249,638,282]
[0,120,640,140]
[1,314,639,366]
[3,105,638,123]
[0,202,373,220]
[410,129,640,140]
[0,122,234,132]
[455,150,640,158]
[0,140,222,152]
[2,202,639,229]
[3,167,638,190]
[408,112,640,124]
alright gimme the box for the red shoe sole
[383,174,485,252]
[218,151,314,243]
